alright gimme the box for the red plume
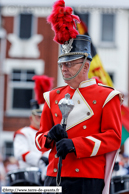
[47,0,80,44]
[32,75,54,104]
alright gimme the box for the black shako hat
[58,35,92,63]
[30,99,42,116]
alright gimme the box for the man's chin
[63,76,71,81]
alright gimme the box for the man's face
[59,58,89,87]
[34,115,41,123]
[31,114,41,129]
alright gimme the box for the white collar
[79,79,96,88]
[69,79,96,90]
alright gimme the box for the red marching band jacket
[35,79,122,194]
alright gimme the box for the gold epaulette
[98,83,114,90]
[51,85,67,91]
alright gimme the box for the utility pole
[128,17,129,107]
[0,0,6,155]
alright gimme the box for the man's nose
[61,64,68,70]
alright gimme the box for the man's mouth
[63,73,71,78]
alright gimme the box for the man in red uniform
[35,1,122,193]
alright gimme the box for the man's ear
[84,61,89,72]
[30,115,32,122]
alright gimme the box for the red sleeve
[72,95,122,159]
[35,102,54,152]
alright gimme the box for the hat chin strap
[62,55,88,81]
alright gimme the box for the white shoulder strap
[43,91,50,108]
[103,90,121,108]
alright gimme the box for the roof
[1,0,129,9]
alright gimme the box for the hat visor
[58,55,84,63]
[32,109,42,116]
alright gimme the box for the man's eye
[66,63,71,66]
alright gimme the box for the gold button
[56,90,60,94]
[55,100,58,104]
[75,168,79,172]
[54,168,57,172]
[55,113,58,117]
[87,112,90,116]
[55,154,58,158]
[93,100,97,104]
[77,100,80,104]
[83,125,86,129]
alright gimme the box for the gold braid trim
[59,52,88,58]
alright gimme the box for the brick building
[0,5,59,158]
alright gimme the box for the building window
[3,141,14,158]
[79,13,89,30]
[11,69,35,110]
[13,88,33,109]
[108,72,114,83]
[7,69,35,116]
[101,14,115,42]
[74,10,90,31]
[19,13,34,39]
